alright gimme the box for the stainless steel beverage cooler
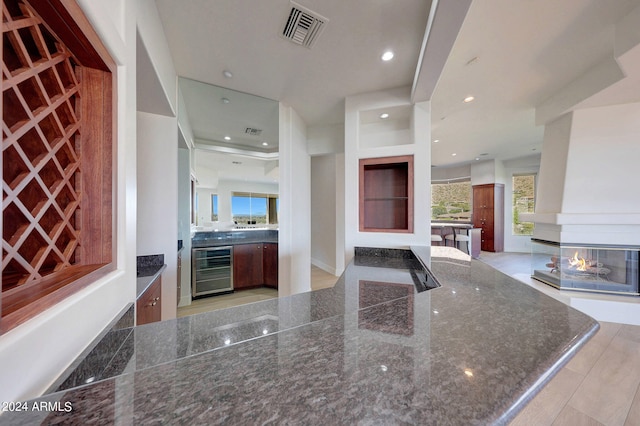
[192,246,233,297]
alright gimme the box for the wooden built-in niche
[359,155,414,233]
[2,0,116,333]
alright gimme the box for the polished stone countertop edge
[497,319,600,424]
[136,264,166,299]
[412,244,600,424]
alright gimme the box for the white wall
[311,155,337,274]
[177,148,192,306]
[344,88,431,262]
[136,112,178,320]
[308,123,344,155]
[471,159,506,186]
[136,0,177,115]
[563,103,640,215]
[533,113,573,218]
[432,164,471,182]
[0,0,137,403]
[279,104,311,296]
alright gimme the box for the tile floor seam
[613,330,640,426]
[567,334,640,425]
[553,369,589,425]
[624,381,640,425]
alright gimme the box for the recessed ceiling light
[379,113,389,119]
[452,153,457,156]
[475,157,480,161]
[223,70,233,78]
[224,136,231,141]
[463,96,475,103]
[433,139,439,143]
[221,97,230,104]
[381,51,394,61]
[262,142,268,146]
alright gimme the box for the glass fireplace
[531,239,640,295]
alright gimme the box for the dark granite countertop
[136,254,167,298]
[4,246,598,425]
[192,229,278,248]
[136,264,166,299]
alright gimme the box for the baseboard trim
[178,295,192,307]
[311,258,337,276]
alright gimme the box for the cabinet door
[263,243,278,288]
[233,244,263,289]
[137,276,161,325]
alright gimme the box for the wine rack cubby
[2,0,115,332]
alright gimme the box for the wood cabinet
[472,184,504,252]
[233,244,264,289]
[233,243,279,290]
[263,243,278,288]
[137,276,161,325]
[359,155,414,233]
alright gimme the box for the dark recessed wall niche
[359,155,414,233]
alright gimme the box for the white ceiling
[431,0,640,167]
[156,0,432,125]
[153,0,640,174]
[179,78,280,153]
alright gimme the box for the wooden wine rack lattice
[2,0,82,292]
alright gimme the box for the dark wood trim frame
[359,155,414,233]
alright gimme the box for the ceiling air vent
[282,1,328,48]
[245,127,263,136]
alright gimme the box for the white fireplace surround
[525,101,640,248]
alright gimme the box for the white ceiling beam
[535,57,624,125]
[411,0,472,103]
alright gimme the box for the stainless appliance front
[192,246,233,297]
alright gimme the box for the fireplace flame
[568,251,587,271]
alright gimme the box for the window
[232,192,278,225]
[211,194,218,221]
[431,180,472,222]
[512,174,535,235]
[2,0,116,333]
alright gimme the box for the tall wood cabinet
[472,184,504,252]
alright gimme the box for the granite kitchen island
[3,247,598,425]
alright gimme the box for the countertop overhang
[4,246,598,425]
